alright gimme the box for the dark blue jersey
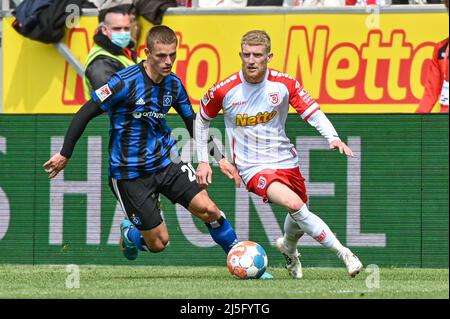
[91,61,194,180]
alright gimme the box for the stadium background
[0,5,448,268]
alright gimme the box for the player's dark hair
[98,4,133,23]
[146,25,178,50]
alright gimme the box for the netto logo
[132,111,165,119]
[236,110,277,127]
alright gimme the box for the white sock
[331,239,347,256]
[283,214,304,255]
[290,204,344,253]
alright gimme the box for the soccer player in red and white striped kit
[195,30,363,279]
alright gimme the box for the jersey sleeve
[173,82,195,118]
[288,79,320,121]
[417,43,442,113]
[198,86,224,121]
[85,57,124,91]
[90,74,127,112]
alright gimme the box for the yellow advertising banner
[2,11,448,114]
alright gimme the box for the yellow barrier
[2,11,448,114]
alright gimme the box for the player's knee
[149,245,164,253]
[284,198,303,213]
[148,239,169,253]
[143,232,169,253]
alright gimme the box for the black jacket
[134,0,177,25]
[85,32,138,90]
[12,0,88,43]
[247,0,283,5]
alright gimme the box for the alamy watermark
[65,4,81,29]
[365,6,381,29]
[365,264,380,289]
[170,125,304,166]
[65,264,80,289]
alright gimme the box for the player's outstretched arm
[195,112,214,188]
[218,158,241,187]
[306,110,355,158]
[43,153,69,179]
[43,99,104,179]
[329,139,354,158]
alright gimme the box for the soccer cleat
[120,219,138,261]
[339,248,363,277]
[275,237,303,279]
[260,271,273,280]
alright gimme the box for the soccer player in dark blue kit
[44,26,275,278]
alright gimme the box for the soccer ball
[227,241,268,279]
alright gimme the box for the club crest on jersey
[257,177,267,190]
[268,92,280,105]
[131,214,142,226]
[95,84,112,102]
[163,95,173,107]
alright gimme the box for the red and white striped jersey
[199,69,320,183]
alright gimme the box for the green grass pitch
[0,265,447,299]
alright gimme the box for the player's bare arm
[43,153,69,179]
[194,109,214,188]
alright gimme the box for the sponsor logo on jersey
[132,111,165,119]
[257,176,267,190]
[163,95,173,107]
[95,84,112,102]
[201,94,210,106]
[135,98,146,105]
[211,74,238,93]
[270,70,295,80]
[236,110,277,127]
[314,229,327,242]
[298,88,314,106]
[201,88,216,106]
[268,92,280,105]
[231,100,247,107]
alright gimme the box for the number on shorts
[181,163,196,182]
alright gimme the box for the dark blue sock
[206,216,238,254]
[126,227,148,251]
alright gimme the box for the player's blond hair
[241,30,271,53]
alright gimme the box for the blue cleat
[260,271,273,279]
[120,219,138,261]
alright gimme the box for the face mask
[111,32,131,48]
